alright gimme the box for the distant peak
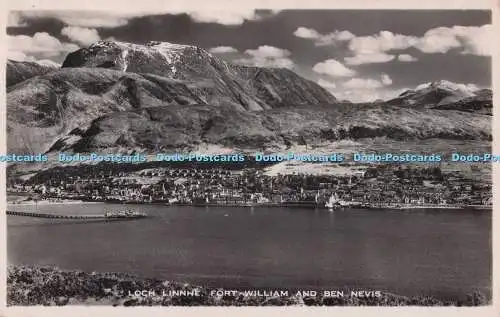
[414,80,477,95]
[429,80,462,90]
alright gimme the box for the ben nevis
[60,39,337,111]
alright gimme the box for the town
[7,161,492,209]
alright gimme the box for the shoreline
[6,197,491,212]
[7,265,490,306]
[7,200,103,206]
[123,201,491,211]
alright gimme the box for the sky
[7,9,492,102]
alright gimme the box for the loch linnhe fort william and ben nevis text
[5,9,493,307]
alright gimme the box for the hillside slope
[7,60,59,87]
[61,40,337,110]
[6,41,492,154]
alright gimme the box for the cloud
[294,27,321,39]
[346,25,491,56]
[17,11,130,28]
[7,51,35,62]
[333,74,394,101]
[234,45,294,69]
[189,9,259,25]
[415,27,462,54]
[457,24,492,56]
[295,25,491,57]
[8,32,79,58]
[15,9,277,28]
[317,78,337,89]
[415,24,491,56]
[293,27,354,46]
[209,46,239,54]
[342,78,384,89]
[381,74,392,86]
[333,31,356,42]
[61,26,101,46]
[344,52,395,65]
[333,87,409,103]
[348,31,418,54]
[7,50,60,68]
[235,57,294,69]
[397,54,418,62]
[182,9,282,25]
[245,46,290,58]
[315,31,355,46]
[312,59,355,77]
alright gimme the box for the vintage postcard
[1,0,498,316]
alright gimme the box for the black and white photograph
[4,4,494,308]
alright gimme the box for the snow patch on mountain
[121,49,129,71]
[390,80,485,106]
[35,59,61,68]
[415,80,477,97]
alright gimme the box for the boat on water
[104,210,147,219]
[325,193,341,210]
[325,192,353,210]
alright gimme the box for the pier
[6,210,146,220]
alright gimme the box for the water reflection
[7,203,491,299]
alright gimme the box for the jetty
[6,210,147,220]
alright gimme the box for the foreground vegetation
[7,265,490,306]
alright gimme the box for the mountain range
[388,80,492,114]
[6,40,492,154]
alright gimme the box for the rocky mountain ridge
[6,40,492,154]
[60,40,337,111]
[388,80,491,108]
[7,60,59,87]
